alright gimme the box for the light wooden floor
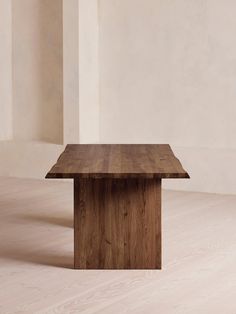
[0,177,236,314]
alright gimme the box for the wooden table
[46,144,189,269]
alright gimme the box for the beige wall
[0,0,235,194]
[63,0,99,144]
[99,0,236,194]
[99,0,236,148]
[12,0,63,144]
[78,0,99,144]
[63,0,79,144]
[0,0,12,140]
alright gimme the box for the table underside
[74,178,161,269]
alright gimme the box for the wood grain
[46,144,189,270]
[46,144,189,179]
[74,178,161,269]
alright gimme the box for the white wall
[78,0,99,143]
[1,0,235,194]
[99,0,236,194]
[63,0,100,144]
[0,0,12,140]
[12,0,63,144]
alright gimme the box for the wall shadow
[12,0,63,144]
[38,0,63,144]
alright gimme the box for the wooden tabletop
[46,144,189,179]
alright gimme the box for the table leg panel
[74,178,161,269]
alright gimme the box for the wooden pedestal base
[74,178,161,269]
